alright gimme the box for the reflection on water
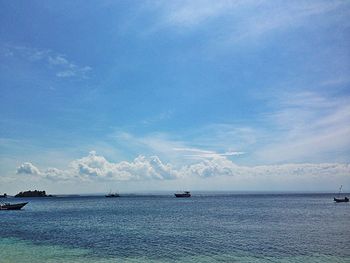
[0,194,349,262]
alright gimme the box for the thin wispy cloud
[173,147,244,159]
[147,0,347,43]
[256,91,350,163]
[110,131,247,165]
[0,44,92,79]
[141,110,173,125]
[320,77,350,87]
[152,0,243,28]
[118,90,350,165]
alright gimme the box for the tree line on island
[15,190,53,198]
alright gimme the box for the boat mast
[338,185,343,198]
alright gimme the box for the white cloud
[43,168,71,181]
[110,89,350,165]
[16,162,74,181]
[71,151,178,181]
[111,130,248,165]
[14,151,179,182]
[154,0,242,28]
[0,44,92,79]
[184,156,350,179]
[229,1,346,42]
[16,162,41,176]
[173,147,244,159]
[56,70,75,78]
[14,152,350,186]
[48,55,69,65]
[148,0,347,42]
[256,92,350,163]
[111,131,190,164]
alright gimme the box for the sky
[0,0,350,194]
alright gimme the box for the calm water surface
[1,193,349,262]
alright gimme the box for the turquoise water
[0,194,349,262]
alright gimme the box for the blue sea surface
[1,193,349,262]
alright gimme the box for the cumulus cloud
[71,151,178,181]
[16,162,41,176]
[43,168,72,181]
[15,152,350,184]
[16,163,73,181]
[184,157,350,179]
[15,151,179,182]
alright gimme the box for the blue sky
[1,0,350,194]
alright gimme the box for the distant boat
[174,191,191,198]
[0,193,7,198]
[334,185,349,203]
[0,202,28,210]
[334,197,349,203]
[105,191,120,198]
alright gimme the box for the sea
[0,193,349,263]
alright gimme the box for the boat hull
[105,195,120,198]
[0,202,28,210]
[174,193,191,198]
[334,197,349,203]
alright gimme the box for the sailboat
[105,190,120,198]
[334,185,349,203]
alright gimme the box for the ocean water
[0,193,349,263]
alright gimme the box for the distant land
[15,190,52,198]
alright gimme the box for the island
[15,190,52,198]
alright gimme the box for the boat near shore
[0,202,28,210]
[174,191,191,198]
